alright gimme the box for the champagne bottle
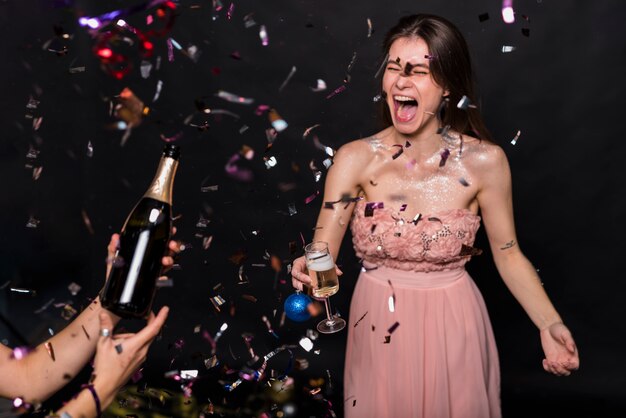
[101,144,180,318]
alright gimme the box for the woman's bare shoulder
[462,135,508,169]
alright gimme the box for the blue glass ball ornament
[284,292,312,322]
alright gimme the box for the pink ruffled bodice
[350,200,482,272]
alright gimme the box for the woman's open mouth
[393,95,418,123]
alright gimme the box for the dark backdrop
[1,0,625,417]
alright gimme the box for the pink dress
[344,200,501,418]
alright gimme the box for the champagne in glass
[307,251,339,298]
[305,241,345,333]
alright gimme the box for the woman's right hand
[290,256,343,292]
[91,306,169,409]
[291,256,312,291]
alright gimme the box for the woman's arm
[477,145,579,375]
[292,141,367,289]
[0,235,179,403]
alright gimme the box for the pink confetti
[326,85,346,99]
[304,190,320,204]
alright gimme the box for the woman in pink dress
[291,14,579,418]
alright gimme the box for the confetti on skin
[459,177,470,187]
[479,13,490,22]
[391,144,403,160]
[502,45,516,53]
[44,341,55,361]
[10,347,33,360]
[511,130,522,145]
[411,213,422,226]
[326,85,346,99]
[502,0,515,24]
[387,321,400,334]
[278,66,297,92]
[439,148,450,167]
[323,194,362,209]
[364,202,384,217]
[311,79,327,92]
[259,25,269,46]
[216,90,254,104]
[81,325,90,340]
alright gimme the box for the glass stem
[324,297,334,323]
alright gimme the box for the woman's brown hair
[380,14,493,142]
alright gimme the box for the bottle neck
[143,156,178,204]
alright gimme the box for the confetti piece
[299,337,313,352]
[216,90,254,105]
[364,202,383,217]
[304,190,319,204]
[10,347,33,360]
[86,141,94,157]
[387,321,400,334]
[391,144,403,159]
[278,66,297,92]
[311,79,327,92]
[367,18,373,37]
[459,177,470,187]
[502,0,515,23]
[501,45,516,53]
[326,84,346,99]
[269,109,288,132]
[264,156,278,169]
[68,282,81,295]
[81,210,95,234]
[387,280,397,313]
[478,13,490,22]
[456,95,476,110]
[44,342,55,361]
[439,148,450,167]
[510,130,522,145]
[353,311,368,327]
[259,25,269,46]
[81,325,90,340]
[25,216,40,228]
[140,60,152,78]
[243,13,256,28]
[152,80,163,102]
[227,2,234,19]
[521,28,530,37]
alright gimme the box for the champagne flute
[305,241,346,334]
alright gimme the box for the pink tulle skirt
[344,265,501,418]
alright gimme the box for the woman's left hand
[540,322,579,376]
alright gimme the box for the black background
[1,0,625,417]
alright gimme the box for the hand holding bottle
[105,228,182,281]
